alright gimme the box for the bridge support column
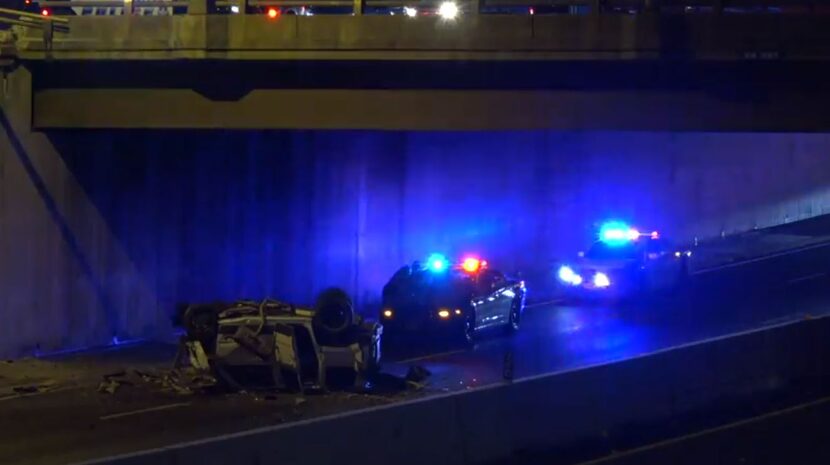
[352,0,363,15]
[0,67,164,358]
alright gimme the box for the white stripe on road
[70,315,830,465]
[692,240,830,275]
[787,272,827,285]
[575,395,830,465]
[100,402,191,421]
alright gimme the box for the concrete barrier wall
[16,15,830,60]
[5,65,830,356]
[78,316,830,465]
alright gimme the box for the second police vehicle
[557,221,691,300]
[380,254,526,345]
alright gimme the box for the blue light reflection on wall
[53,130,681,325]
[19,129,830,356]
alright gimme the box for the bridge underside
[22,60,830,131]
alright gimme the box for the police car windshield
[585,241,641,260]
[384,268,471,305]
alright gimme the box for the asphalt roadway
[2,241,830,465]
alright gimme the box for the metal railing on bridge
[0,6,68,51]
[28,0,830,17]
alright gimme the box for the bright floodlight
[438,1,459,19]
[230,5,239,13]
[404,6,417,17]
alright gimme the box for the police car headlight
[438,309,451,319]
[558,265,575,283]
[593,272,611,288]
[558,265,583,286]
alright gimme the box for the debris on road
[405,365,431,383]
[97,368,218,395]
[10,380,58,395]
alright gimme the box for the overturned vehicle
[177,288,382,392]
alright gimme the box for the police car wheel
[462,315,475,345]
[365,343,381,377]
[508,301,520,331]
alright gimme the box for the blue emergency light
[426,253,449,272]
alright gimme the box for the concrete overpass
[3,6,830,356]
[4,6,830,131]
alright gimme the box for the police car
[380,254,526,345]
[557,221,691,299]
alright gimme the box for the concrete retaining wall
[4,65,830,356]
[78,316,830,465]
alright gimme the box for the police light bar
[599,221,659,246]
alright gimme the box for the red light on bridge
[41,8,50,16]
[267,7,280,19]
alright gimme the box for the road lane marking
[395,349,467,364]
[574,395,830,465]
[692,239,830,274]
[787,272,826,284]
[100,402,191,421]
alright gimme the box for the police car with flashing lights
[557,221,691,299]
[380,254,526,345]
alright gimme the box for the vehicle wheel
[183,304,220,353]
[507,299,521,332]
[461,313,476,346]
[673,260,690,291]
[365,341,381,378]
[313,287,355,345]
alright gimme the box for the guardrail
[0,7,68,51]
[30,0,830,16]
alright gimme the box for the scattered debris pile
[97,368,218,395]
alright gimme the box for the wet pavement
[2,222,830,464]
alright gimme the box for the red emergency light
[462,257,482,273]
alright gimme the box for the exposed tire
[313,287,355,345]
[182,304,220,353]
